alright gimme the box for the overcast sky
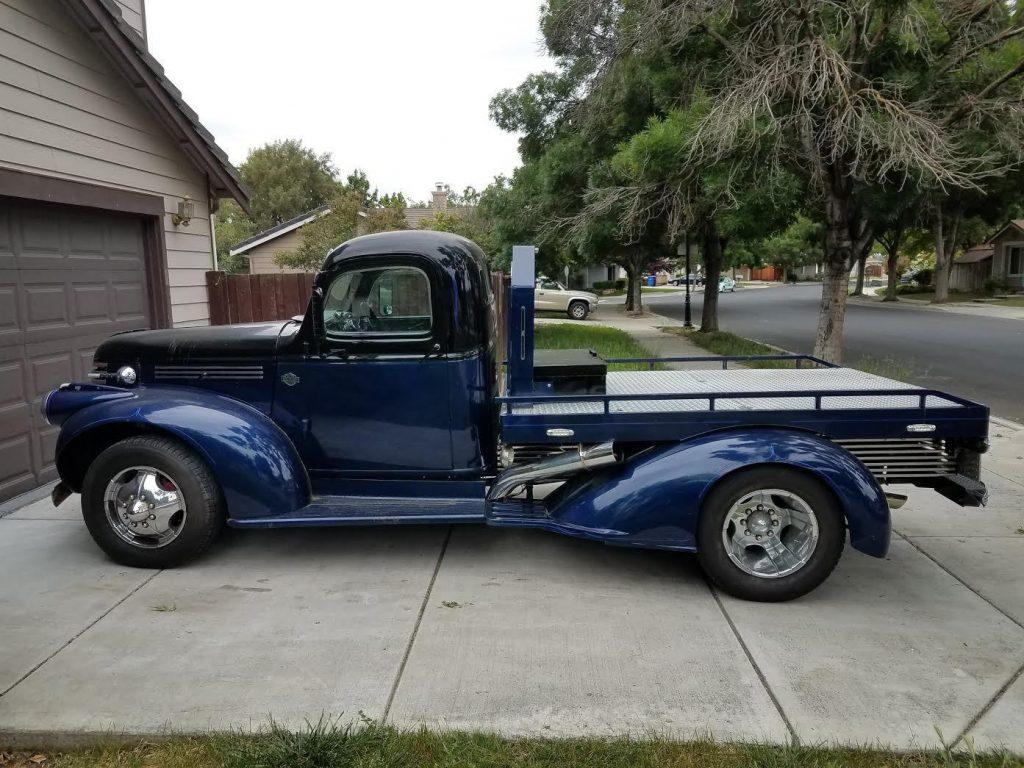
[146,1,553,203]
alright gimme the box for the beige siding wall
[246,229,307,274]
[0,0,217,327]
[113,0,145,40]
[993,231,1024,289]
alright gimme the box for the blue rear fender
[545,428,890,557]
[52,385,310,521]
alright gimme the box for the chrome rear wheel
[720,488,819,578]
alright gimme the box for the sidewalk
[848,293,1024,321]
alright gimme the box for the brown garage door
[0,198,152,502]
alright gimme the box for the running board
[229,496,548,528]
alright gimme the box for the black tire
[81,435,224,568]
[697,467,845,602]
[568,300,590,320]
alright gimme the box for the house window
[1008,245,1024,276]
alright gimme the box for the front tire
[568,300,590,320]
[697,467,845,602]
[81,436,224,568]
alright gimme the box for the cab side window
[323,265,432,336]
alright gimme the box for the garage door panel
[24,282,68,328]
[0,198,151,502]
[72,282,112,322]
[29,352,73,400]
[0,434,35,500]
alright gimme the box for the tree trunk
[623,265,638,311]
[700,222,723,332]
[852,252,867,296]
[813,177,860,363]
[883,245,899,301]
[621,254,645,314]
[932,204,962,304]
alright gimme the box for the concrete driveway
[1,425,1022,753]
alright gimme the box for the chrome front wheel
[103,466,187,548]
[720,488,819,578]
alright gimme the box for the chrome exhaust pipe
[487,442,619,501]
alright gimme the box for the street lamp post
[683,232,693,329]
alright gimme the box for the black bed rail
[498,386,982,416]
[601,353,836,370]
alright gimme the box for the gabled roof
[985,219,1024,243]
[955,244,994,264]
[230,205,333,256]
[58,0,250,211]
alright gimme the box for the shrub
[983,276,1014,295]
[915,268,933,287]
[592,280,614,290]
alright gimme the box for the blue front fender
[53,385,310,521]
[544,428,890,557]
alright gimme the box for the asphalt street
[640,284,1024,422]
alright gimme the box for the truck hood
[94,320,300,364]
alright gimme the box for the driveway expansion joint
[894,530,1024,632]
[381,526,452,724]
[706,580,797,742]
[954,660,1024,748]
[0,568,162,699]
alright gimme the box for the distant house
[231,183,472,274]
[987,219,1024,291]
[950,244,994,292]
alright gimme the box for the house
[232,183,471,274]
[0,0,249,503]
[987,219,1024,291]
[950,244,994,292]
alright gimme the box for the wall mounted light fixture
[172,196,194,227]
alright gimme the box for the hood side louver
[154,365,265,381]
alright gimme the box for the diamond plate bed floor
[511,367,963,415]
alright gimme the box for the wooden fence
[206,271,315,325]
[206,270,509,343]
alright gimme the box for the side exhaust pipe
[487,442,619,501]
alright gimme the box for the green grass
[886,291,1024,307]
[663,328,793,369]
[534,323,663,370]
[671,328,919,380]
[13,719,1019,768]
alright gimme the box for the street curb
[990,415,1023,432]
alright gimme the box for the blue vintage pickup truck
[43,231,989,601]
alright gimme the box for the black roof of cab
[321,229,489,277]
[319,230,495,353]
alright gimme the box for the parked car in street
[43,232,989,602]
[535,278,600,320]
[719,276,737,293]
[669,273,703,286]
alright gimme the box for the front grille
[153,365,265,381]
[837,439,956,482]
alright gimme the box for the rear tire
[697,467,845,602]
[81,436,224,568]
[568,300,590,320]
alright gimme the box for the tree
[239,139,342,231]
[212,199,255,274]
[274,193,362,272]
[547,0,1024,361]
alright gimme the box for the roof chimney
[431,182,448,210]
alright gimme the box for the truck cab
[43,231,989,602]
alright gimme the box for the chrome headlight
[116,365,138,386]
